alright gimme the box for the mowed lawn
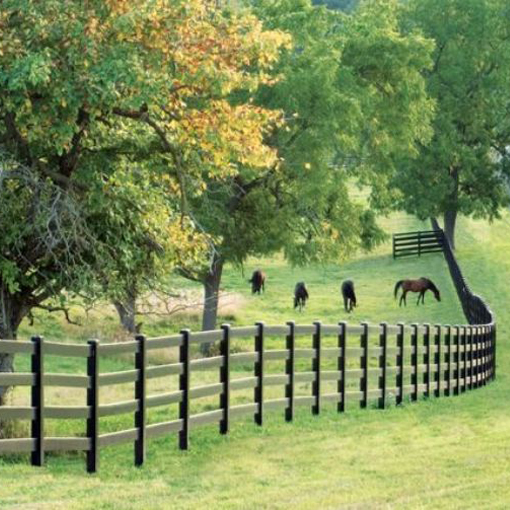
[1,213,510,509]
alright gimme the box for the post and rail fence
[393,229,444,259]
[0,221,496,472]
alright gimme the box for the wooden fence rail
[0,320,496,472]
[0,222,496,473]
[393,229,444,258]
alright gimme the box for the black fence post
[493,323,497,380]
[473,327,479,389]
[134,334,147,465]
[360,322,369,409]
[411,324,419,401]
[423,324,431,398]
[31,336,44,467]
[312,321,322,415]
[219,324,231,435]
[254,322,265,426]
[179,330,190,450]
[378,323,387,409]
[462,327,468,393]
[468,327,474,391]
[434,325,441,398]
[396,323,405,405]
[455,326,461,396]
[338,322,347,413]
[445,326,452,397]
[461,326,468,393]
[87,339,99,474]
[285,321,295,422]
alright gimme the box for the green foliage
[0,0,288,335]
[391,0,510,228]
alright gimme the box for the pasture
[1,212,509,509]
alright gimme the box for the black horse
[294,282,309,311]
[249,270,265,294]
[394,277,441,307]
[341,280,357,313]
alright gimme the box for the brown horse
[394,277,441,307]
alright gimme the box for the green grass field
[1,212,510,509]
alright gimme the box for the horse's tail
[394,280,404,299]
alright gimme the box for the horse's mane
[421,277,439,293]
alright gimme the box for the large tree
[0,0,288,403]
[392,0,510,248]
[181,0,434,341]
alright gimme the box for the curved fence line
[0,225,496,473]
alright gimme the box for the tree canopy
[391,0,510,248]
[0,0,289,400]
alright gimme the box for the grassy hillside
[1,213,509,509]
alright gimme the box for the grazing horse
[341,280,357,313]
[394,277,441,307]
[294,282,309,311]
[249,270,266,294]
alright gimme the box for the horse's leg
[399,292,403,307]
[403,290,408,306]
[343,296,348,312]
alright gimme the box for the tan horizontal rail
[190,383,223,400]
[264,349,288,361]
[99,369,139,386]
[45,374,89,388]
[99,429,138,448]
[0,438,35,453]
[189,330,222,345]
[294,396,315,406]
[230,377,257,391]
[99,400,138,418]
[294,325,315,335]
[264,398,289,410]
[146,363,183,379]
[45,437,90,452]
[0,373,34,386]
[189,409,223,428]
[230,352,258,364]
[46,406,90,420]
[0,406,35,420]
[264,325,289,336]
[230,403,257,418]
[45,342,90,357]
[295,348,315,359]
[146,390,183,408]
[294,372,315,383]
[146,419,183,439]
[190,356,223,370]
[100,342,139,356]
[229,326,258,338]
[146,335,182,350]
[264,374,289,386]
[0,340,34,355]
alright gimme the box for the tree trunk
[444,166,460,250]
[201,256,224,356]
[443,208,458,250]
[0,286,24,408]
[113,288,138,335]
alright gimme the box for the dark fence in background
[393,229,444,259]
[0,220,496,473]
